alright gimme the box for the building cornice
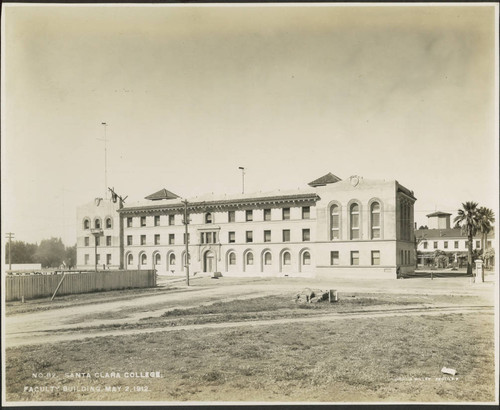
[118,193,320,215]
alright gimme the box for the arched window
[94,218,102,229]
[229,252,236,265]
[302,251,311,265]
[154,253,161,265]
[169,253,176,266]
[127,254,133,265]
[246,252,254,265]
[350,203,360,240]
[283,251,291,265]
[141,253,147,265]
[105,217,112,229]
[264,252,272,265]
[330,204,340,239]
[371,202,381,239]
[205,212,212,224]
[83,218,90,230]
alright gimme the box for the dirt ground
[4,273,496,347]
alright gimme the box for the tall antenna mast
[100,122,108,198]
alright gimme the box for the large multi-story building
[76,173,417,279]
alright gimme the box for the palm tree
[453,202,480,277]
[478,207,495,269]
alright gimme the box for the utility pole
[98,122,108,199]
[182,199,190,286]
[5,232,14,270]
[108,187,127,269]
[238,166,245,194]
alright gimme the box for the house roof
[426,211,452,218]
[145,188,180,201]
[121,187,320,215]
[415,228,495,240]
[308,172,342,187]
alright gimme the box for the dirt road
[5,274,495,348]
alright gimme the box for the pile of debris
[295,288,338,304]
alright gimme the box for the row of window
[330,250,381,266]
[84,236,112,246]
[83,253,112,265]
[117,249,384,267]
[125,250,312,267]
[330,201,382,241]
[83,217,113,230]
[123,206,312,228]
[422,240,489,250]
[117,229,312,246]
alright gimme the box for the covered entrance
[203,250,216,273]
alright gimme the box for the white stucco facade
[76,174,416,279]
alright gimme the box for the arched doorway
[203,250,216,273]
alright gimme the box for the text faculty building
[76,173,416,279]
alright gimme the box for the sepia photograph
[1,1,498,406]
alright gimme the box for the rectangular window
[95,236,100,246]
[444,241,448,249]
[282,208,290,220]
[454,241,459,249]
[127,217,132,227]
[302,229,310,242]
[140,216,146,227]
[282,229,290,242]
[169,234,175,245]
[330,251,339,266]
[141,235,146,245]
[154,215,160,226]
[228,232,235,243]
[168,215,175,225]
[433,241,438,249]
[127,235,132,246]
[350,251,359,266]
[96,254,101,264]
[106,236,111,246]
[264,230,271,242]
[371,250,380,266]
[106,254,112,265]
[476,240,480,249]
[84,237,89,246]
[264,209,272,221]
[84,254,89,264]
[245,210,253,222]
[155,234,160,245]
[228,211,235,223]
[302,206,310,219]
[184,233,190,244]
[423,242,428,249]
[246,231,253,243]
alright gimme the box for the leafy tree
[4,241,38,264]
[477,207,495,262]
[35,237,66,268]
[65,244,77,269]
[418,225,428,230]
[453,202,480,277]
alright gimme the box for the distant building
[76,173,417,279]
[415,212,495,267]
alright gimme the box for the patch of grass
[5,312,495,403]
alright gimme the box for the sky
[1,3,498,246]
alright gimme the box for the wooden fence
[5,270,156,302]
